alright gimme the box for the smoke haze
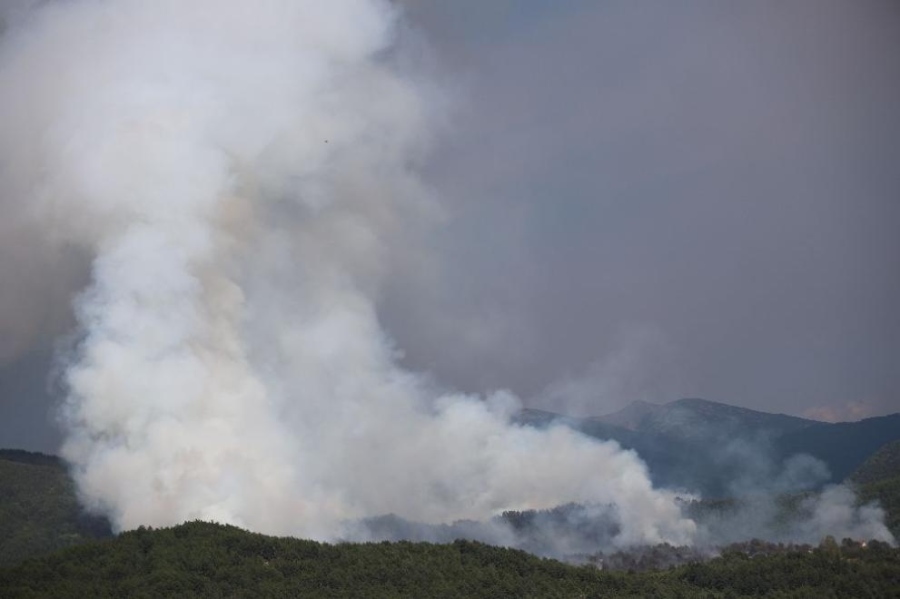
[0,0,895,556]
[0,0,702,546]
[391,0,900,420]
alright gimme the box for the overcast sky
[383,0,900,421]
[1,0,898,452]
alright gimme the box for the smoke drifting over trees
[0,0,894,555]
[0,0,700,546]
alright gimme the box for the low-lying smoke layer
[0,0,698,547]
[353,484,896,559]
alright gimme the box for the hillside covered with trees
[0,450,110,568]
[1,520,899,598]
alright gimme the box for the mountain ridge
[594,397,819,435]
[519,397,900,495]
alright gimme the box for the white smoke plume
[0,0,697,547]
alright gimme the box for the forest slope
[1,521,899,599]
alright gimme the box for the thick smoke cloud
[0,0,697,546]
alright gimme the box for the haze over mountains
[2,396,898,569]
[598,398,814,437]
[518,397,900,497]
[0,7,897,594]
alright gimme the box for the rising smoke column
[0,0,697,546]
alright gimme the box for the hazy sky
[383,0,900,420]
[1,0,898,452]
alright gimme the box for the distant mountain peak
[595,397,817,438]
[592,400,661,431]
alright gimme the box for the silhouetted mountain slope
[851,441,900,537]
[851,440,900,486]
[591,399,661,430]
[597,398,817,441]
[0,449,112,567]
[776,414,900,484]
[519,399,900,496]
[0,449,64,468]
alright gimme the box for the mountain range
[517,397,900,496]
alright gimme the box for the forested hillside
[852,440,900,486]
[776,414,900,484]
[0,450,111,567]
[857,476,900,540]
[1,521,899,598]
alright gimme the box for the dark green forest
[858,476,900,541]
[850,440,900,539]
[853,441,900,486]
[1,520,899,598]
[0,450,110,568]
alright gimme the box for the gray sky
[383,0,900,420]
[1,0,898,452]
